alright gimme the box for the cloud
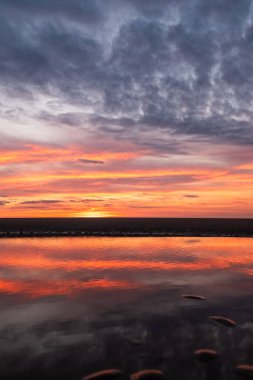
[20,200,62,205]
[44,174,197,195]
[39,112,87,127]
[0,0,104,24]
[0,0,252,151]
[78,159,104,165]
[183,194,199,199]
[69,198,105,203]
[128,205,162,209]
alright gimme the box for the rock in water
[209,316,236,327]
[194,349,219,362]
[235,364,253,378]
[82,369,123,380]
[182,294,206,300]
[127,337,143,345]
[131,369,163,380]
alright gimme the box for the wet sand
[0,218,253,238]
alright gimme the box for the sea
[0,236,253,380]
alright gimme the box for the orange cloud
[0,141,253,217]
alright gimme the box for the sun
[84,211,107,218]
[77,210,113,218]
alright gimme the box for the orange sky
[1,1,253,218]
[0,141,253,217]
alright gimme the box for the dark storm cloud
[0,0,253,146]
[0,0,104,24]
[128,0,172,17]
[0,14,104,104]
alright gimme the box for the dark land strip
[0,218,253,238]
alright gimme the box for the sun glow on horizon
[78,210,115,218]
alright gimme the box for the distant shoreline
[0,218,252,238]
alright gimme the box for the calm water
[0,237,253,380]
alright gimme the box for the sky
[0,0,253,218]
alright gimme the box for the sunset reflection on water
[0,237,253,380]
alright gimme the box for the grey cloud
[0,18,104,104]
[39,111,86,127]
[196,0,251,31]
[69,198,104,203]
[128,0,172,17]
[128,205,162,209]
[0,0,253,149]
[0,0,104,24]
[221,24,253,91]
[17,198,105,206]
[20,200,62,205]
[78,159,104,164]
[183,194,199,199]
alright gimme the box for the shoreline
[0,232,253,238]
[0,218,253,238]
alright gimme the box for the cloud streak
[78,159,104,165]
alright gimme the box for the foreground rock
[127,337,144,345]
[182,294,206,300]
[194,349,219,362]
[82,369,123,380]
[131,369,163,380]
[209,316,236,327]
[235,364,253,378]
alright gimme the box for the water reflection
[0,237,253,379]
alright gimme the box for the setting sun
[79,210,114,218]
